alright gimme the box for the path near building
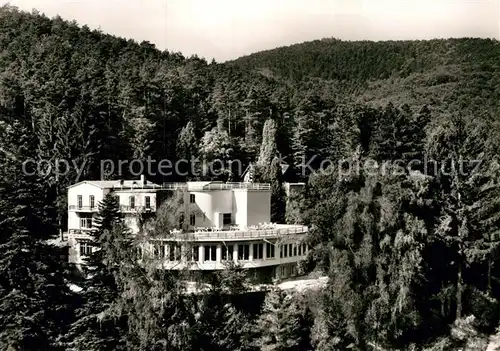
[278,276,328,292]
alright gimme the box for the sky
[5,0,500,62]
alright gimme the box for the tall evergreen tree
[63,194,128,350]
[255,287,308,351]
[0,119,75,350]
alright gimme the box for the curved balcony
[161,224,308,242]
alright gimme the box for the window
[223,213,231,225]
[204,245,217,262]
[145,196,151,209]
[77,195,82,209]
[80,216,92,229]
[280,245,283,258]
[293,244,297,257]
[191,245,199,261]
[89,195,95,209]
[283,245,288,258]
[167,244,181,261]
[190,194,195,203]
[298,244,302,256]
[153,243,165,258]
[238,244,250,261]
[129,196,135,209]
[280,265,287,278]
[289,244,293,256]
[79,241,92,256]
[266,243,275,259]
[253,243,263,260]
[222,245,233,261]
[190,214,196,226]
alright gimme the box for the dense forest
[1,5,500,350]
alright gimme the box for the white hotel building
[66,176,309,282]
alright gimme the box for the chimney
[140,174,146,186]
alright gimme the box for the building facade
[66,179,309,282]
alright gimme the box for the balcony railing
[159,225,308,242]
[68,205,155,212]
[120,205,156,212]
[68,205,97,211]
[110,182,271,191]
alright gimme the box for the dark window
[80,216,92,229]
[79,241,92,256]
[223,213,231,225]
[190,214,196,226]
[284,245,288,258]
[253,243,263,259]
[145,196,151,209]
[77,195,82,209]
[280,245,283,258]
[168,244,175,261]
[129,196,135,209]
[204,245,217,261]
[238,244,249,260]
[298,244,302,256]
[89,195,95,209]
[293,244,297,256]
[192,245,199,261]
[289,244,293,256]
[190,194,195,203]
[154,243,165,258]
[266,243,275,258]
[222,245,233,261]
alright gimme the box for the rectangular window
[175,245,181,261]
[190,194,195,203]
[129,196,135,209]
[77,195,82,209]
[284,244,288,258]
[266,243,275,259]
[223,213,231,225]
[154,243,165,258]
[222,245,233,261]
[80,216,92,229]
[145,196,151,209]
[204,245,217,262]
[190,214,196,226]
[289,244,293,256]
[298,244,302,256]
[168,244,176,261]
[89,195,95,209]
[238,244,249,260]
[280,245,283,258]
[79,241,92,256]
[293,244,297,257]
[192,245,199,261]
[253,243,263,260]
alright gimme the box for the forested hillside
[2,5,500,350]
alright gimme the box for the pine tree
[0,119,75,349]
[257,118,278,168]
[63,194,128,350]
[255,287,305,351]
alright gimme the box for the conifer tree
[63,194,128,350]
[0,119,75,349]
[255,287,306,351]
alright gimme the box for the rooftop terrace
[67,224,308,242]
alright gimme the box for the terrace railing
[158,225,308,241]
[109,182,271,191]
